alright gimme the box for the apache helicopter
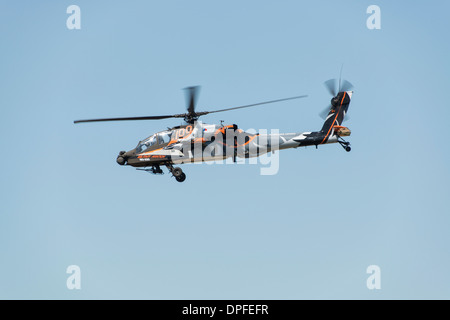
[74,79,353,182]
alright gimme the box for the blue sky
[1,0,449,299]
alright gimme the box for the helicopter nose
[116,151,127,165]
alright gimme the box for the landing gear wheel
[165,164,186,182]
[172,167,183,177]
[345,146,351,152]
[175,172,186,182]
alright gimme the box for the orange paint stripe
[320,92,346,145]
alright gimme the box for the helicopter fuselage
[116,121,350,168]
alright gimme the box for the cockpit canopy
[136,131,172,153]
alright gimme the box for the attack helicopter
[74,79,354,182]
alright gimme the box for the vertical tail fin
[321,91,352,134]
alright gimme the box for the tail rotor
[319,68,354,120]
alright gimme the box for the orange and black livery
[74,76,354,182]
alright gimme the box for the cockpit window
[158,131,172,144]
[136,135,157,153]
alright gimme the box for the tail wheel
[175,172,186,182]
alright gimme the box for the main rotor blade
[184,86,200,115]
[74,92,309,124]
[73,114,181,124]
[202,95,308,115]
[324,79,337,96]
